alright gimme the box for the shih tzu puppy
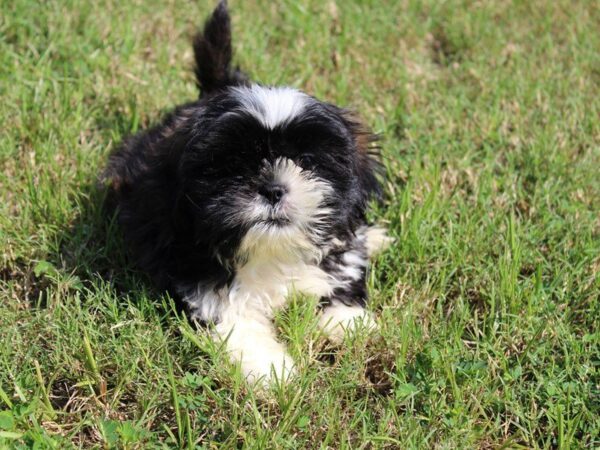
[104,0,392,384]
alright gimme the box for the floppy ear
[193,0,249,97]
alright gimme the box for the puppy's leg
[318,226,390,344]
[183,286,294,384]
[214,301,295,384]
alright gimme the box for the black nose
[259,183,287,205]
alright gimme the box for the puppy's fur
[104,0,391,383]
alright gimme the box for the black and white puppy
[105,0,391,383]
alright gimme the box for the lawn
[1,0,599,448]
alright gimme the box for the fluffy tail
[193,0,249,97]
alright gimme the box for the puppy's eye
[298,154,314,167]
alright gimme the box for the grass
[1,0,599,447]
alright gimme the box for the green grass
[1,0,599,448]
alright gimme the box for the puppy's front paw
[364,226,394,257]
[242,351,296,385]
[216,317,296,387]
[319,302,377,345]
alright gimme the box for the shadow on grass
[56,180,140,293]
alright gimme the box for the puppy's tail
[193,0,249,98]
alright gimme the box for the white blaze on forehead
[232,85,308,129]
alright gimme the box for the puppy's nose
[259,183,288,205]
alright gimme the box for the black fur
[319,231,370,308]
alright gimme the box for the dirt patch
[362,337,397,396]
[428,25,467,66]
[1,259,50,308]
[364,353,395,395]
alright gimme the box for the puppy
[104,0,391,384]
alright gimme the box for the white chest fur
[184,258,334,325]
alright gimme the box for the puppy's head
[179,84,380,264]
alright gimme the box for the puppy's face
[179,85,379,264]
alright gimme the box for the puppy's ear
[193,0,249,97]
[344,112,383,202]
